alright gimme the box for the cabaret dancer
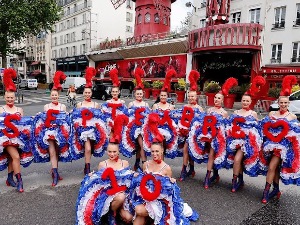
[0,68,33,192]
[75,115,132,225]
[127,68,150,170]
[261,75,300,204]
[143,69,178,159]
[128,122,199,225]
[75,67,101,174]
[202,78,237,188]
[31,71,71,186]
[227,76,265,193]
[179,70,204,181]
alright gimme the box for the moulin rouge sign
[189,23,263,51]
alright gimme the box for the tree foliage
[0,0,61,67]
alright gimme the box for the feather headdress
[245,76,266,96]
[221,77,238,96]
[109,68,120,87]
[134,68,144,90]
[162,69,176,92]
[110,115,129,144]
[148,113,164,143]
[188,70,200,92]
[52,71,66,91]
[280,75,297,96]
[85,67,96,88]
[3,68,17,92]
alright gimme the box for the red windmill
[110,0,176,36]
[206,0,231,26]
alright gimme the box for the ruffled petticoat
[127,173,199,225]
[142,110,178,159]
[31,111,72,163]
[75,167,133,225]
[225,115,262,177]
[120,106,150,158]
[260,117,300,185]
[0,114,33,171]
[187,112,227,169]
[70,108,108,160]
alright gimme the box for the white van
[19,79,38,90]
[269,90,300,115]
[62,77,86,91]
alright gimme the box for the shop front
[56,55,88,77]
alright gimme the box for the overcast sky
[171,0,191,31]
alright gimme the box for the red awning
[261,66,300,74]
[31,61,40,66]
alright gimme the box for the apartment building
[51,0,135,78]
[188,0,300,93]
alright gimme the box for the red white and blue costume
[31,111,72,163]
[70,108,109,160]
[225,114,262,177]
[127,171,199,225]
[170,107,202,157]
[120,105,150,158]
[143,110,178,158]
[75,165,133,225]
[187,112,227,169]
[0,113,33,171]
[260,116,300,185]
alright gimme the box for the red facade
[95,54,187,79]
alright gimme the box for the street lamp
[186,2,197,13]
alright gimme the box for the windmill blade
[110,0,126,9]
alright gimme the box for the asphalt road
[0,90,299,225]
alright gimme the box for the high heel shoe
[6,171,17,187]
[52,168,59,187]
[186,164,196,178]
[261,182,271,204]
[204,170,211,189]
[15,173,24,193]
[179,165,188,181]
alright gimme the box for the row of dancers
[1,67,300,225]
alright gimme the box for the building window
[83,13,86,23]
[126,0,132,9]
[273,6,286,29]
[72,46,76,56]
[271,44,282,63]
[60,35,63,45]
[73,18,77,27]
[67,20,70,28]
[163,17,167,25]
[137,14,142,24]
[232,12,241,23]
[54,37,57,46]
[81,44,86,54]
[295,4,300,26]
[67,7,70,15]
[249,8,260,23]
[154,13,159,23]
[292,42,300,63]
[66,34,69,43]
[126,26,133,33]
[126,12,132,22]
[200,0,206,8]
[84,0,87,8]
[200,19,206,28]
[54,25,57,33]
[74,3,77,12]
[145,13,151,23]
[82,30,86,40]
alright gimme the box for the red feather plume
[222,77,238,96]
[109,68,120,87]
[52,71,66,90]
[110,114,129,144]
[280,75,297,96]
[188,70,200,91]
[3,68,17,92]
[162,69,176,92]
[246,76,266,96]
[134,68,144,90]
[85,67,96,88]
[148,113,164,143]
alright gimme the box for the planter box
[152,89,161,100]
[224,94,236,109]
[144,88,151,99]
[175,90,185,103]
[205,93,216,106]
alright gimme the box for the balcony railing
[272,21,285,29]
[270,58,281,63]
[63,1,92,17]
[291,57,300,63]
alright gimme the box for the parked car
[62,77,86,91]
[92,84,112,100]
[19,79,38,90]
[76,84,85,94]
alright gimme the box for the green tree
[0,0,61,67]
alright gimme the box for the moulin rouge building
[189,0,300,96]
